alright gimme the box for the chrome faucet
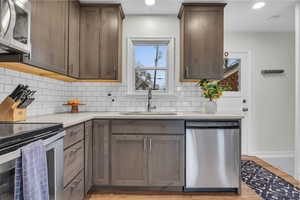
[147,88,156,112]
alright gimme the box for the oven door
[0,132,64,200]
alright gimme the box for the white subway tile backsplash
[0,67,240,116]
[0,67,68,117]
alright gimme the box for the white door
[223,51,251,155]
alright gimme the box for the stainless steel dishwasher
[185,121,241,193]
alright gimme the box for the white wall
[225,32,295,175]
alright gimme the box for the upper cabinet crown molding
[178,3,226,81]
[80,3,125,19]
[178,3,227,19]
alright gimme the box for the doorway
[223,51,251,155]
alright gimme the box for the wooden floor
[86,156,300,200]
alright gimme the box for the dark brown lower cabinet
[64,141,84,187]
[64,170,84,200]
[93,120,110,185]
[111,134,185,187]
[111,135,148,186]
[148,135,185,186]
[84,121,93,194]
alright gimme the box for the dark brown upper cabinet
[178,3,226,81]
[80,4,124,80]
[29,0,69,75]
[68,0,80,78]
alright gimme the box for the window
[127,37,174,95]
[220,58,241,92]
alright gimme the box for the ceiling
[79,0,297,32]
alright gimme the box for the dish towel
[14,140,49,200]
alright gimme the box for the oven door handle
[0,131,65,165]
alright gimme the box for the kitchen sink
[121,112,178,115]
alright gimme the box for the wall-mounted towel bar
[261,69,285,74]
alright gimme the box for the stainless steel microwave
[0,0,30,53]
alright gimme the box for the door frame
[295,3,300,181]
[223,50,252,155]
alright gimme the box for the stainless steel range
[0,122,65,200]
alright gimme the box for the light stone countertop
[26,112,244,128]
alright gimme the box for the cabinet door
[99,7,121,80]
[148,135,185,186]
[30,0,68,74]
[93,120,110,185]
[68,0,80,78]
[181,5,225,80]
[79,7,101,79]
[84,121,93,194]
[111,135,148,186]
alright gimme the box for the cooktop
[0,122,63,155]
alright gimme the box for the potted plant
[197,79,231,114]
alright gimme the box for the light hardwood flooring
[86,156,300,200]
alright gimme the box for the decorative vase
[204,100,217,114]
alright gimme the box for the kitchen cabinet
[111,120,185,135]
[63,123,85,200]
[93,120,110,185]
[111,120,185,187]
[64,123,84,149]
[68,0,80,78]
[29,0,68,74]
[148,135,184,186]
[64,141,84,187]
[64,170,84,200]
[178,3,226,80]
[111,135,148,186]
[80,5,123,80]
[84,121,93,194]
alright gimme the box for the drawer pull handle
[70,179,82,189]
[70,147,82,154]
[69,131,77,136]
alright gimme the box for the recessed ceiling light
[252,2,266,10]
[145,0,155,6]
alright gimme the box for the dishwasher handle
[186,121,240,129]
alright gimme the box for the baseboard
[248,151,295,177]
[296,172,300,182]
[248,151,294,158]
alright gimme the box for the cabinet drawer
[64,141,84,186]
[64,170,84,200]
[111,120,185,135]
[64,123,84,149]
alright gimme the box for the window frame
[127,37,175,95]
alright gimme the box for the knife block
[0,97,27,122]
